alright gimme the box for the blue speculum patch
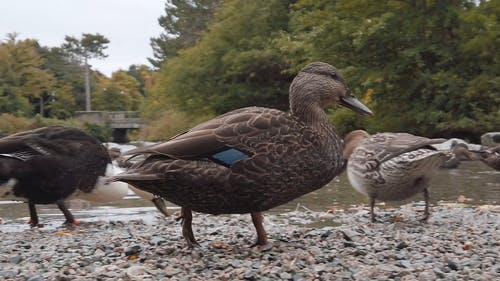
[211,148,249,166]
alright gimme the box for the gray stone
[447,260,459,271]
[279,272,292,279]
[481,132,500,147]
[9,254,23,264]
[124,245,142,256]
[0,270,18,278]
[418,270,437,281]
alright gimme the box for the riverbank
[0,203,499,280]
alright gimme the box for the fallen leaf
[54,230,85,236]
[211,241,232,250]
[391,216,404,222]
[127,255,139,260]
[326,206,337,214]
[462,241,473,250]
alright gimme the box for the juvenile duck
[440,143,475,169]
[0,125,128,226]
[480,145,500,171]
[344,130,451,222]
[108,62,373,247]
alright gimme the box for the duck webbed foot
[56,200,80,226]
[250,212,268,247]
[181,207,199,248]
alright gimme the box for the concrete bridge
[75,111,142,143]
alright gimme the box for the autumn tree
[0,34,54,116]
[93,71,143,111]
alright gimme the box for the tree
[153,0,293,115]
[93,71,142,111]
[61,33,110,111]
[127,64,156,96]
[149,0,220,68]
[0,34,54,117]
[279,0,499,140]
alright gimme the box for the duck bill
[339,94,373,116]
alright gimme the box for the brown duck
[440,143,475,169]
[344,130,451,222]
[480,145,500,171]
[108,62,373,247]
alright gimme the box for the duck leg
[28,202,40,227]
[420,188,430,222]
[56,200,80,225]
[251,212,268,246]
[370,197,377,222]
[151,196,169,217]
[181,207,199,248]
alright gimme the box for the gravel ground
[0,203,499,280]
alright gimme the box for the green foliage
[278,0,499,139]
[138,109,210,141]
[0,34,54,117]
[0,113,80,134]
[82,122,112,142]
[149,0,220,68]
[152,0,294,115]
[148,0,498,141]
[93,71,143,111]
[1,1,498,141]
[61,33,110,61]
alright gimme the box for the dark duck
[0,125,128,226]
[108,62,373,247]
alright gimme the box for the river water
[0,161,498,232]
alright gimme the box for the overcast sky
[0,0,165,76]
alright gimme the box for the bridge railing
[75,111,143,129]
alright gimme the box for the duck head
[289,62,373,122]
[343,130,370,160]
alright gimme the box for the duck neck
[291,101,331,131]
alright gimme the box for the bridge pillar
[113,128,128,143]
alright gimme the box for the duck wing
[0,126,98,161]
[362,133,446,168]
[123,107,303,166]
[0,128,54,161]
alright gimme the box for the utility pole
[84,57,91,111]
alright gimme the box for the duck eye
[329,73,338,79]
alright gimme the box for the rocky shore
[0,203,499,280]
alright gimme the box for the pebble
[0,204,498,280]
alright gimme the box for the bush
[0,113,111,141]
[138,109,212,141]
